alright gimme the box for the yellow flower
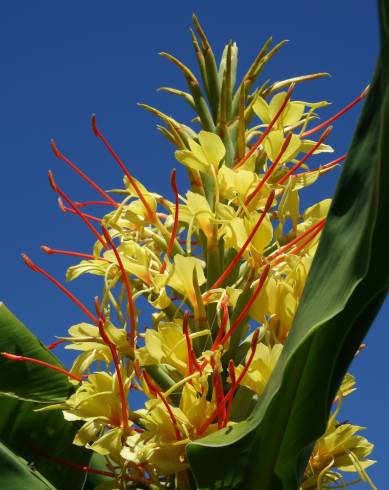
[303,419,375,488]
[164,254,206,306]
[121,383,216,476]
[37,372,132,450]
[175,131,225,174]
[234,343,283,395]
[250,253,313,341]
[60,322,133,374]
[137,321,189,376]
[253,92,306,130]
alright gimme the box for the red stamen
[142,370,181,440]
[288,221,325,255]
[224,359,236,427]
[267,218,326,262]
[1,352,82,382]
[210,356,226,430]
[74,200,116,208]
[101,227,136,349]
[21,254,98,324]
[245,133,293,207]
[48,171,107,249]
[91,115,156,223]
[31,446,117,478]
[50,139,117,206]
[277,126,333,185]
[95,311,129,428]
[232,329,259,388]
[272,220,326,268]
[234,82,295,169]
[182,311,202,375]
[198,330,259,436]
[207,191,274,293]
[211,297,229,352]
[41,245,106,262]
[295,153,346,176]
[58,199,103,223]
[47,338,66,350]
[160,169,179,273]
[221,265,270,346]
[302,86,368,138]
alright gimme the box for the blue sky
[0,1,386,487]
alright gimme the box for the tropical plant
[1,2,388,489]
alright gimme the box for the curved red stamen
[50,139,117,206]
[31,446,117,478]
[288,221,325,255]
[267,218,326,262]
[74,200,116,208]
[47,338,66,350]
[224,359,236,427]
[101,227,137,349]
[58,199,103,223]
[22,254,98,324]
[277,126,333,185]
[207,191,274,293]
[1,352,82,382]
[295,153,346,176]
[41,245,106,262]
[142,370,181,440]
[221,265,270,346]
[225,329,259,398]
[95,312,129,428]
[160,169,179,273]
[245,133,293,207]
[234,82,295,169]
[91,115,156,223]
[211,297,229,351]
[271,220,326,267]
[48,171,107,249]
[183,311,202,375]
[210,356,226,430]
[198,330,259,436]
[301,86,368,138]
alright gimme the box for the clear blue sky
[0,1,386,487]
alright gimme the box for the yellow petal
[198,131,226,170]
[253,96,271,123]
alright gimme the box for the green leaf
[0,305,98,489]
[0,396,93,490]
[0,440,56,490]
[187,2,389,488]
[0,303,72,403]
